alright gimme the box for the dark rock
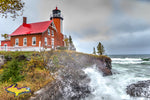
[16,55,26,61]
[32,53,40,56]
[5,55,12,61]
[26,58,31,61]
[126,80,150,98]
[30,67,91,100]
[59,67,91,100]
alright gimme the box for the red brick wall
[42,26,64,48]
[53,18,61,34]
[11,34,42,47]
[53,18,64,47]
[1,40,11,46]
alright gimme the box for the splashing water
[83,56,150,100]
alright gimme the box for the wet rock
[126,80,150,98]
[59,67,91,100]
[16,55,26,61]
[30,67,91,100]
[5,55,12,61]
[96,59,112,76]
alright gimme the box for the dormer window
[48,29,50,35]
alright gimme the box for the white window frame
[52,30,54,36]
[23,38,27,46]
[32,37,36,45]
[48,29,50,35]
[45,37,47,45]
[15,38,19,46]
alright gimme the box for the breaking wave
[111,58,150,64]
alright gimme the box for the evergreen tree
[93,47,96,55]
[97,42,105,55]
[69,35,73,44]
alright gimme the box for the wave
[141,58,150,61]
[111,58,150,64]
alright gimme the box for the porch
[0,46,51,51]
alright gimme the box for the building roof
[10,20,53,36]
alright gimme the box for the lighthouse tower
[50,7,63,34]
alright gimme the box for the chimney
[23,17,27,24]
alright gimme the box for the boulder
[16,55,26,61]
[126,80,150,98]
[30,67,91,100]
[5,55,12,61]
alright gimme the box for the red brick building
[0,7,64,51]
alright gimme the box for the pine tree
[93,47,96,55]
[97,42,105,55]
[69,35,73,44]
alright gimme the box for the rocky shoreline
[30,51,112,100]
[127,80,150,98]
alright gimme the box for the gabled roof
[10,20,53,36]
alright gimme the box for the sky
[0,0,150,55]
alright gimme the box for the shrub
[0,59,24,83]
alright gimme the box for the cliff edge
[30,50,112,100]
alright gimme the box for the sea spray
[83,59,150,100]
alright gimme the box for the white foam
[111,58,143,64]
[83,66,150,100]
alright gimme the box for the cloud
[0,0,150,54]
[110,16,150,33]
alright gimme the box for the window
[45,37,47,45]
[15,38,19,46]
[52,30,54,36]
[48,29,50,35]
[51,38,54,48]
[32,37,36,45]
[23,38,27,46]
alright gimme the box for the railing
[50,14,63,18]
[0,46,51,52]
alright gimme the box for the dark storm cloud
[136,0,150,2]
[111,17,150,33]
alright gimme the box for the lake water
[84,54,150,100]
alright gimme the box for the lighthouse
[50,7,63,34]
